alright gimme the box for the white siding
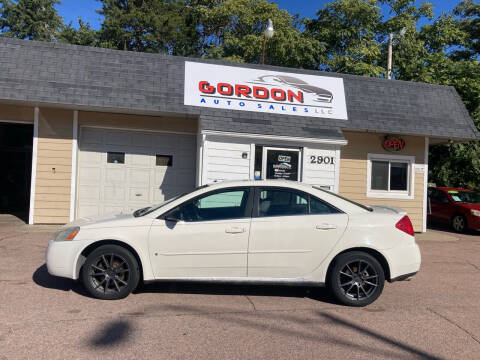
[302,147,337,191]
[203,138,251,184]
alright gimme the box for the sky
[56,0,460,29]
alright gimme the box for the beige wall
[78,111,197,134]
[34,108,74,224]
[0,104,33,123]
[33,110,197,224]
[339,131,426,232]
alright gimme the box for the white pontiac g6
[46,180,421,306]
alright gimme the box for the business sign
[184,62,348,120]
[383,135,405,152]
[266,150,299,180]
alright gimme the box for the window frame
[252,186,343,218]
[366,153,415,200]
[160,186,254,223]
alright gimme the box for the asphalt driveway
[0,214,479,359]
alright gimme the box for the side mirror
[164,216,180,223]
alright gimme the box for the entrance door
[0,123,33,221]
[262,147,301,181]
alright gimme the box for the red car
[428,187,480,233]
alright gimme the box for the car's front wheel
[81,244,140,300]
[328,251,385,307]
[451,214,467,233]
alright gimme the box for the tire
[328,251,385,307]
[451,214,467,233]
[81,245,140,300]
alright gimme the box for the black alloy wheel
[81,245,140,300]
[329,251,385,307]
[451,215,467,233]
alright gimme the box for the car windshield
[133,185,209,217]
[447,190,480,204]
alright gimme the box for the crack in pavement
[428,308,480,345]
[466,261,479,271]
[244,295,257,311]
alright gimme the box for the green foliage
[199,0,320,68]
[306,0,384,76]
[58,18,99,46]
[0,0,62,41]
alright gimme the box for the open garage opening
[0,122,33,222]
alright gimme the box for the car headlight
[54,227,80,242]
[471,209,480,217]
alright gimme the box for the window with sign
[367,154,415,199]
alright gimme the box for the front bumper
[46,240,89,280]
[467,215,480,231]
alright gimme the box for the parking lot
[0,214,479,360]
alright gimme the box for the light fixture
[262,19,274,64]
[264,19,274,39]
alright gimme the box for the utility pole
[387,33,393,80]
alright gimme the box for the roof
[435,187,473,192]
[0,37,478,141]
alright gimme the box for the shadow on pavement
[319,312,442,360]
[144,303,442,359]
[33,263,338,304]
[32,264,87,295]
[89,319,133,348]
[427,220,478,236]
[137,281,338,304]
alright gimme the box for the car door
[148,187,253,278]
[248,187,348,278]
[429,189,452,222]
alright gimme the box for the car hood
[456,202,480,210]
[65,212,135,228]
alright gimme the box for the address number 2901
[310,156,335,165]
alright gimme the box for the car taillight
[395,215,414,236]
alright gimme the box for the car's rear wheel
[328,251,385,307]
[81,245,140,300]
[451,215,467,233]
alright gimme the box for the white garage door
[76,127,196,218]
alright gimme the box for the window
[107,152,125,164]
[259,189,308,217]
[165,188,250,222]
[258,188,340,217]
[367,154,415,199]
[156,154,173,167]
[429,189,450,203]
[310,196,340,214]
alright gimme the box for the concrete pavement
[0,214,479,359]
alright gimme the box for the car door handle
[225,227,246,234]
[316,224,337,230]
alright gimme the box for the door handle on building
[316,224,337,230]
[225,227,245,234]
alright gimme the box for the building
[0,38,478,231]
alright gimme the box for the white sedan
[46,180,421,306]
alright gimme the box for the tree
[306,0,384,76]
[197,0,320,68]
[97,0,200,54]
[0,0,62,41]
[58,18,99,47]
